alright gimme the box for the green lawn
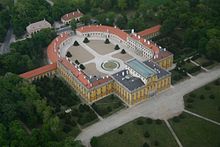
[92,94,126,118]
[184,79,220,122]
[194,56,218,69]
[169,113,220,147]
[180,61,202,75]
[94,117,178,147]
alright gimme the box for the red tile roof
[153,50,173,62]
[137,25,161,37]
[59,58,112,89]
[76,25,128,41]
[61,10,83,22]
[47,32,70,63]
[19,63,57,79]
[130,34,160,54]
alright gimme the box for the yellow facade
[157,55,173,69]
[57,60,171,106]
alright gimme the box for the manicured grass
[91,94,126,117]
[94,117,178,147]
[180,61,202,75]
[194,56,218,69]
[184,79,220,122]
[169,113,220,147]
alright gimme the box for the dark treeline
[155,0,220,61]
[0,74,83,147]
[0,29,56,76]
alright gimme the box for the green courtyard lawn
[169,113,220,147]
[92,117,178,147]
[91,94,126,118]
[171,68,189,84]
[184,78,220,122]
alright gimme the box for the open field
[169,113,220,147]
[93,117,178,147]
[112,52,133,62]
[68,45,95,63]
[87,40,116,55]
[184,79,220,122]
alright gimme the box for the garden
[91,117,178,147]
[33,76,98,135]
[184,78,220,122]
[91,94,125,118]
[169,113,220,147]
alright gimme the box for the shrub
[214,79,220,86]
[137,119,144,125]
[200,95,205,100]
[90,137,98,147]
[143,142,150,147]
[172,116,180,123]
[186,104,193,109]
[144,131,150,138]
[114,44,120,50]
[205,86,211,90]
[146,118,153,124]
[209,94,215,99]
[154,140,159,146]
[66,51,72,57]
[104,38,110,44]
[155,119,162,125]
[179,113,186,119]
[75,60,80,65]
[189,93,196,98]
[79,64,85,70]
[63,124,72,133]
[73,41,79,46]
[218,106,220,111]
[186,98,194,103]
[107,106,112,112]
[121,49,126,54]
[83,37,89,43]
[118,129,123,134]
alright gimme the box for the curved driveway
[76,66,220,146]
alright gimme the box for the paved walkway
[165,120,183,147]
[184,110,220,126]
[76,66,220,146]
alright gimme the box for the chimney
[73,12,74,15]
[144,39,146,42]
[131,29,134,34]
[147,41,150,45]
[138,35,140,39]
[122,71,125,76]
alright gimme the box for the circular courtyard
[101,60,120,71]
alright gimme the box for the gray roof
[126,59,157,78]
[111,70,145,92]
[143,60,170,79]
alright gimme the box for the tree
[121,49,126,54]
[83,37,90,43]
[75,60,80,65]
[66,51,72,57]
[79,64,85,70]
[70,20,77,31]
[206,38,220,62]
[73,41,79,46]
[90,137,98,147]
[118,0,127,10]
[144,131,150,138]
[115,14,127,29]
[114,44,120,50]
[104,38,110,44]
[143,142,149,147]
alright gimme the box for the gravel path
[76,66,220,146]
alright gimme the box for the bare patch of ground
[87,40,115,55]
[68,45,95,63]
[84,63,106,77]
[112,52,133,62]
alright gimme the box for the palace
[20,25,173,106]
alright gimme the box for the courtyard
[87,40,116,55]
